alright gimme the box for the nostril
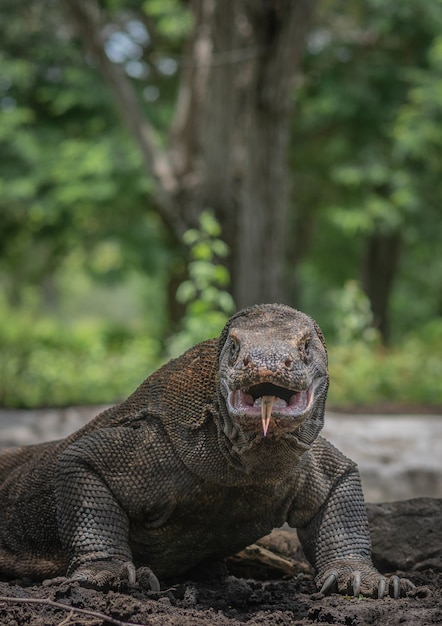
[243,356,250,366]
[284,358,292,368]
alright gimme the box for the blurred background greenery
[0,0,441,409]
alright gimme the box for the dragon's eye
[305,339,310,356]
[229,339,239,363]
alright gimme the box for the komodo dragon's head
[218,303,329,450]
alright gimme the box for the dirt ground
[0,563,439,626]
[0,498,440,626]
[0,406,440,625]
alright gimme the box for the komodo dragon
[0,303,413,597]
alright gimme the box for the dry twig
[0,595,147,626]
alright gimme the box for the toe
[377,576,387,599]
[351,571,361,597]
[390,575,400,599]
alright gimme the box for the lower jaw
[237,414,307,436]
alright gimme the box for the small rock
[182,585,198,607]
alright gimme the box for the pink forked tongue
[261,395,275,437]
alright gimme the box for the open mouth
[228,381,314,437]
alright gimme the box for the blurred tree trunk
[362,230,402,342]
[63,0,315,309]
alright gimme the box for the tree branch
[62,0,187,237]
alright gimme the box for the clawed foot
[316,560,415,598]
[43,559,160,592]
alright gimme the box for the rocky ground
[0,407,441,625]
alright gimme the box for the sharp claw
[391,575,400,599]
[378,576,387,599]
[148,570,161,592]
[352,571,361,597]
[320,571,338,595]
[135,566,161,591]
[261,396,275,436]
[125,562,137,585]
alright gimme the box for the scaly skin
[0,304,413,597]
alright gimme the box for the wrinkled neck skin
[215,376,327,481]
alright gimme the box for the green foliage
[0,0,164,308]
[0,299,160,408]
[328,320,442,408]
[332,281,379,345]
[292,0,442,337]
[167,212,235,357]
[0,0,441,410]
[142,0,193,42]
[327,281,442,408]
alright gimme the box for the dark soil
[1,497,441,626]
[0,567,439,626]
